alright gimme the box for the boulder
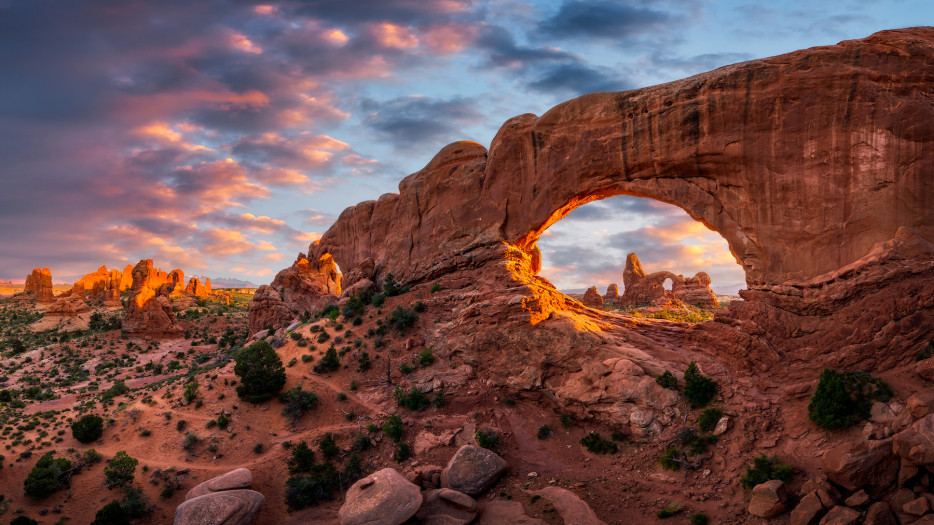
[529,487,606,525]
[748,479,788,518]
[414,488,477,525]
[247,285,294,336]
[817,506,860,525]
[893,414,934,466]
[185,468,252,501]
[339,468,422,525]
[820,439,898,492]
[173,489,264,525]
[441,445,508,496]
[908,392,934,418]
[843,489,870,507]
[789,491,826,525]
[582,286,603,308]
[864,501,897,525]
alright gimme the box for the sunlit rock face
[23,267,53,303]
[123,259,182,337]
[256,29,934,408]
[619,253,718,308]
[247,252,341,333]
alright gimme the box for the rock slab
[174,489,264,525]
[339,468,422,525]
[441,445,508,496]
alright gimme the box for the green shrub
[579,432,618,454]
[683,362,717,408]
[216,413,230,429]
[382,273,401,296]
[182,380,199,404]
[285,463,339,509]
[234,340,286,403]
[656,370,679,390]
[279,387,318,425]
[371,293,385,307]
[387,306,418,334]
[319,433,339,459]
[313,346,340,373]
[104,451,138,488]
[91,500,130,525]
[690,513,709,525]
[317,332,330,344]
[253,443,264,454]
[23,453,72,498]
[288,441,316,474]
[475,429,500,451]
[394,443,412,463]
[357,351,371,372]
[659,447,681,471]
[656,502,683,518]
[537,425,552,439]
[383,415,404,442]
[72,414,104,443]
[430,282,441,293]
[11,517,39,525]
[176,420,187,432]
[740,454,794,489]
[808,369,892,430]
[697,408,722,433]
[84,449,104,464]
[394,386,429,410]
[418,347,434,366]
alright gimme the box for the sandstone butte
[252,27,933,406]
[22,267,53,303]
[122,259,184,337]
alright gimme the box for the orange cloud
[253,5,277,16]
[228,31,263,54]
[322,28,350,45]
[371,23,418,48]
[422,23,478,53]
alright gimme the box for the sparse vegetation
[537,425,552,439]
[656,502,684,518]
[739,454,794,489]
[656,370,679,390]
[383,415,404,442]
[808,369,892,430]
[394,386,429,410]
[23,453,72,498]
[279,387,318,425]
[104,451,137,489]
[698,408,723,432]
[579,432,618,454]
[71,414,104,443]
[475,429,500,451]
[234,340,286,403]
[683,361,717,408]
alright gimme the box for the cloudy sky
[0,1,929,290]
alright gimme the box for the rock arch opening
[535,195,746,310]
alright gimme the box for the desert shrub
[313,346,340,373]
[216,413,230,429]
[317,332,330,344]
[182,433,199,450]
[288,441,316,474]
[71,414,104,443]
[537,425,552,439]
[285,463,338,509]
[11,517,39,525]
[430,282,441,293]
[101,380,130,402]
[319,433,339,459]
[176,420,187,432]
[394,386,429,410]
[656,502,684,518]
[183,379,199,404]
[559,413,573,427]
[104,451,138,488]
[475,429,500,451]
[253,443,264,454]
[357,351,371,372]
[279,387,318,425]
[387,306,417,334]
[418,347,434,366]
[579,432,618,454]
[371,293,385,307]
[432,390,446,407]
[394,443,412,463]
[739,454,793,489]
[91,500,130,525]
[234,340,286,403]
[351,433,372,452]
[382,273,401,297]
[683,362,717,408]
[84,449,104,464]
[383,415,404,442]
[399,363,415,374]
[659,447,681,471]
[23,452,72,498]
[697,408,723,432]
[656,370,679,390]
[690,513,709,525]
[807,369,891,430]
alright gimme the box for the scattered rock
[817,505,860,525]
[339,468,422,525]
[173,489,264,525]
[441,445,507,496]
[414,488,477,525]
[185,468,252,500]
[713,416,731,436]
[864,501,897,525]
[748,479,788,518]
[789,492,826,525]
[893,414,934,466]
[820,439,898,492]
[903,495,930,516]
[843,489,870,507]
[908,392,934,418]
[529,486,606,525]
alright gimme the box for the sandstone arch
[262,28,934,371]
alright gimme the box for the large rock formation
[23,268,54,303]
[185,277,209,297]
[247,252,341,334]
[254,29,934,411]
[619,253,718,308]
[123,259,182,337]
[72,265,128,303]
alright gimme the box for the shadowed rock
[174,489,263,525]
[441,445,507,496]
[339,468,422,525]
[185,468,252,501]
[414,488,478,524]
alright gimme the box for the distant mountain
[194,276,259,289]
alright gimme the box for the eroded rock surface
[173,489,264,525]
[247,252,340,334]
[123,259,182,337]
[339,468,422,525]
[185,468,252,500]
[441,445,508,496]
[23,267,53,303]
